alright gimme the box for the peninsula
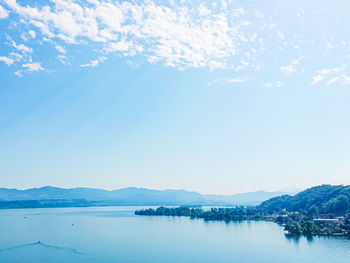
[135,185,350,237]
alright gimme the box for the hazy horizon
[0,184,304,196]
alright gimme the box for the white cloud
[280,64,296,75]
[17,44,33,53]
[342,75,350,85]
[21,31,37,41]
[81,60,99,67]
[198,4,211,17]
[275,81,283,87]
[280,57,303,75]
[226,77,248,83]
[9,38,33,53]
[317,67,341,75]
[310,67,346,86]
[2,0,258,70]
[0,56,14,66]
[22,62,44,71]
[20,32,29,42]
[213,77,248,84]
[28,30,36,39]
[208,61,226,70]
[263,83,273,87]
[1,0,348,78]
[104,40,135,54]
[311,75,324,85]
[9,52,22,60]
[57,55,69,65]
[276,30,284,40]
[126,60,140,68]
[263,81,283,88]
[291,59,300,65]
[326,42,336,49]
[0,5,9,19]
[55,45,66,54]
[80,56,106,67]
[14,70,23,77]
[99,56,106,62]
[327,77,339,85]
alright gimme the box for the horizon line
[0,184,309,196]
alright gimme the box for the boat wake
[0,241,83,255]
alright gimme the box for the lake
[0,206,350,263]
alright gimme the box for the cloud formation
[22,62,44,72]
[0,0,263,74]
[0,0,349,85]
[0,56,14,66]
[0,4,8,19]
[311,67,347,85]
[80,56,106,67]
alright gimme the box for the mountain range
[0,186,298,207]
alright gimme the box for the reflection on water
[0,206,350,263]
[284,233,315,243]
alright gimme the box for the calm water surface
[0,206,350,263]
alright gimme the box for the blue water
[1,206,350,263]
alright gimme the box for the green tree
[285,222,302,235]
[302,221,318,236]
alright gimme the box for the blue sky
[1,0,350,194]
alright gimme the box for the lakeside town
[135,206,350,237]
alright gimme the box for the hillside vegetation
[260,185,350,216]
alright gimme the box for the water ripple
[0,241,83,255]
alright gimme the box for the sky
[1,0,350,194]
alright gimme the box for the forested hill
[259,185,350,215]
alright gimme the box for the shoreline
[135,206,350,238]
